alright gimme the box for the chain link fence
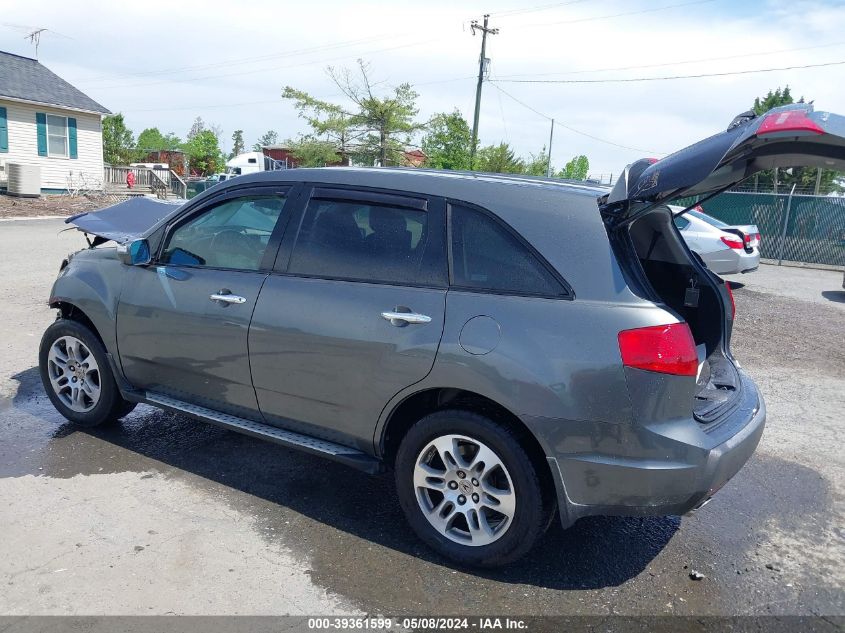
[676,190,845,269]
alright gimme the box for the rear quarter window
[449,203,568,297]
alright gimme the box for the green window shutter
[36,112,47,156]
[0,107,8,152]
[68,117,78,159]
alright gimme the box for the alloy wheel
[413,433,516,546]
[47,335,101,413]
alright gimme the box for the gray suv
[40,105,844,566]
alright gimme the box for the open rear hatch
[600,104,845,423]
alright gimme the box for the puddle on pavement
[2,364,839,615]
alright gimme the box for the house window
[47,115,68,157]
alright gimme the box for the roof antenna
[25,28,47,59]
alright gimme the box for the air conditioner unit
[6,163,41,197]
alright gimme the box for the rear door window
[288,191,444,286]
[449,203,568,297]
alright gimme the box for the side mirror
[117,239,151,266]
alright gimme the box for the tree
[750,87,840,193]
[332,60,423,165]
[558,155,590,180]
[253,130,279,151]
[281,59,424,166]
[102,114,135,165]
[230,129,245,158]
[184,130,223,176]
[421,110,473,171]
[285,136,339,167]
[752,86,800,116]
[524,147,551,177]
[187,116,206,140]
[282,87,358,163]
[136,127,181,152]
[475,143,524,174]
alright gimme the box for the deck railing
[103,165,187,199]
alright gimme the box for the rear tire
[39,319,136,427]
[395,409,549,567]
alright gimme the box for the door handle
[381,310,432,325]
[210,292,247,305]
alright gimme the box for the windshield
[688,209,729,228]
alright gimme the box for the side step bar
[144,392,383,474]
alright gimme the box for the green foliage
[102,114,135,165]
[286,136,340,167]
[475,143,525,174]
[253,130,279,151]
[752,86,801,116]
[137,127,181,152]
[421,110,473,171]
[282,87,355,161]
[558,155,590,180]
[184,130,224,176]
[231,129,245,158]
[282,60,424,166]
[524,147,551,177]
[750,87,840,193]
[187,116,206,140]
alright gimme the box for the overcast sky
[2,0,844,176]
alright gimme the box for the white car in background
[671,205,761,275]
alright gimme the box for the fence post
[777,183,797,266]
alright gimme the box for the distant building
[142,149,187,177]
[261,144,351,168]
[400,149,427,168]
[0,50,110,193]
[260,144,301,168]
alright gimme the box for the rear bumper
[701,248,760,275]
[528,370,766,528]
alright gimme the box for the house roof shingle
[0,50,110,115]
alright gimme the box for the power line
[494,40,845,78]
[491,59,845,83]
[513,0,718,28]
[75,33,404,84]
[488,0,598,19]
[82,37,445,91]
[489,83,665,154]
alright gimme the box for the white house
[0,50,110,194]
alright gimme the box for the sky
[2,0,844,177]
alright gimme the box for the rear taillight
[753,232,761,245]
[725,283,736,320]
[721,235,744,249]
[618,323,698,377]
[758,110,824,136]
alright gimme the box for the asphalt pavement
[0,218,842,616]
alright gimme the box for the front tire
[395,410,550,567]
[39,319,135,427]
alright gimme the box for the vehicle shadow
[821,290,845,304]
[8,365,677,590]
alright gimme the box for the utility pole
[470,15,498,169]
[546,119,555,177]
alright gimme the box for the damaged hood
[65,197,183,244]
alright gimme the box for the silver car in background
[671,205,760,274]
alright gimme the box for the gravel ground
[0,218,842,618]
